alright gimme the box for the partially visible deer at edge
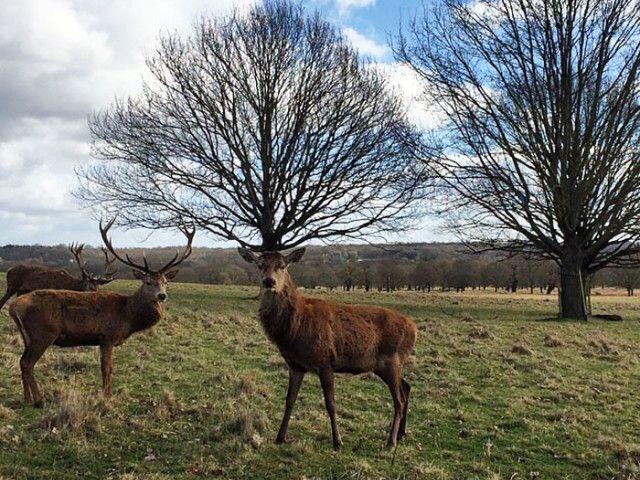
[239,247,417,450]
[8,219,194,407]
[0,243,118,310]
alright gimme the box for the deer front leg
[275,367,305,444]
[100,344,114,398]
[319,369,342,451]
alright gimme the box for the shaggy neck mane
[258,272,302,346]
[126,288,165,335]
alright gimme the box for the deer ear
[237,247,258,264]
[164,269,179,280]
[285,248,306,265]
[132,269,146,280]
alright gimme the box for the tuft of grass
[39,388,108,435]
[588,337,618,355]
[543,333,564,347]
[468,325,493,339]
[511,341,533,355]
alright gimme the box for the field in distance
[1,275,639,479]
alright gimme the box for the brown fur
[6,221,192,407]
[0,245,116,310]
[8,272,174,407]
[239,248,417,450]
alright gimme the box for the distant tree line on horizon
[1,243,638,296]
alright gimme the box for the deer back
[8,264,83,294]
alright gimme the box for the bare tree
[396,0,640,318]
[77,0,423,251]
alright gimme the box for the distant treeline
[0,243,637,295]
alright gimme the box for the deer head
[99,219,194,303]
[238,248,306,293]
[69,243,118,291]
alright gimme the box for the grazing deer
[8,219,194,407]
[0,244,118,310]
[238,248,417,450]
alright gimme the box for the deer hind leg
[319,369,343,451]
[19,338,53,408]
[275,367,305,444]
[375,355,405,449]
[398,378,411,440]
[100,344,114,398]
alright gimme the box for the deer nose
[262,278,276,289]
[157,292,167,302]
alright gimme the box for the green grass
[1,276,640,479]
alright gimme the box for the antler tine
[158,224,195,272]
[99,218,150,273]
[100,247,119,278]
[69,242,89,276]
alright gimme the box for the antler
[92,247,119,285]
[99,218,151,272]
[69,242,90,277]
[157,225,195,272]
[99,218,195,273]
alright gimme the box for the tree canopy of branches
[396,0,640,319]
[77,0,423,251]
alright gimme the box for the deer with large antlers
[8,219,194,407]
[238,247,417,450]
[0,244,118,311]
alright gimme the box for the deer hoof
[275,435,290,445]
[33,399,44,409]
[385,440,397,450]
[333,439,343,451]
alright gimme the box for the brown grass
[468,325,493,339]
[543,334,564,347]
[511,342,533,355]
[39,388,108,434]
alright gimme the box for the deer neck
[258,272,301,346]
[126,288,165,335]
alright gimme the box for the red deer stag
[0,243,118,310]
[8,219,194,407]
[238,248,417,450]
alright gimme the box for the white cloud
[335,0,375,15]
[371,63,445,131]
[343,27,389,59]
[0,0,254,246]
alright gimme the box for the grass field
[1,275,640,479]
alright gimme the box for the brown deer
[238,247,417,450]
[0,243,118,310]
[8,219,194,407]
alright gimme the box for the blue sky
[0,0,443,248]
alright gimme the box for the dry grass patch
[0,404,15,420]
[543,334,564,347]
[468,325,493,339]
[588,338,618,355]
[39,388,108,435]
[511,342,533,355]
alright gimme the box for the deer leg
[100,344,114,398]
[20,340,52,408]
[319,369,342,450]
[0,288,15,310]
[275,367,305,444]
[398,378,411,440]
[375,356,405,449]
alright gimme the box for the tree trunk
[559,260,587,320]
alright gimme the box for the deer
[8,219,194,407]
[0,243,118,310]
[238,247,417,450]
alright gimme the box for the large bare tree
[76,0,423,251]
[396,0,640,319]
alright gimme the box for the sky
[0,0,444,248]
